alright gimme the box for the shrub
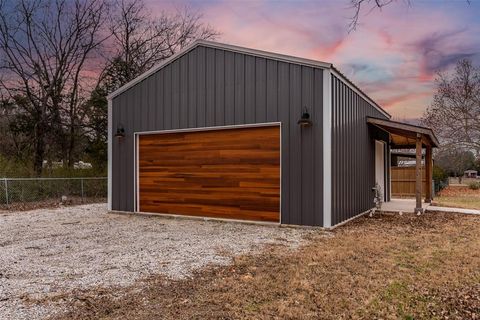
[433,165,449,193]
[469,182,480,190]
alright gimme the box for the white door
[375,140,385,200]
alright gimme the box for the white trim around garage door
[133,122,283,224]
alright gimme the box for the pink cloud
[147,0,480,120]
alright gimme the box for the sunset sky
[147,0,480,120]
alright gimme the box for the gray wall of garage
[331,75,390,225]
[111,44,325,226]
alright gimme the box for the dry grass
[0,197,106,212]
[433,185,480,210]
[45,211,480,320]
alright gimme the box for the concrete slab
[427,206,480,215]
[379,199,480,215]
[379,198,430,213]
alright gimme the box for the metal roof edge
[331,66,391,119]
[195,39,332,69]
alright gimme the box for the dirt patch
[42,211,480,320]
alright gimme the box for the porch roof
[367,117,439,149]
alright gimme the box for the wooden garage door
[138,125,280,222]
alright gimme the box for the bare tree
[100,0,219,90]
[422,59,480,157]
[78,0,219,170]
[0,0,109,174]
[434,146,476,181]
[347,0,469,32]
[348,0,409,32]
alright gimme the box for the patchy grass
[0,197,106,212]
[45,211,480,320]
[433,185,480,209]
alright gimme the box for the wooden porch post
[425,145,433,203]
[414,134,423,214]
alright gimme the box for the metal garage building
[108,40,437,228]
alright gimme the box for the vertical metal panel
[127,86,137,212]
[138,81,145,130]
[154,72,163,129]
[188,49,197,127]
[266,60,278,122]
[331,74,389,225]
[244,55,256,123]
[205,48,216,126]
[111,45,324,226]
[340,83,345,224]
[347,86,353,220]
[234,53,245,124]
[117,93,125,210]
[179,55,189,128]
[301,66,314,226]
[163,64,172,130]
[214,49,225,125]
[224,51,235,125]
[196,46,206,127]
[313,68,323,226]
[255,57,266,123]
[112,96,120,210]
[277,62,290,223]
[288,64,302,225]
[171,60,180,129]
[147,75,155,130]
[331,77,337,225]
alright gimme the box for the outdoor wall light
[115,125,125,138]
[297,107,312,127]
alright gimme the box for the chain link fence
[0,177,107,205]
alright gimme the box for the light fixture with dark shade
[297,107,312,127]
[115,125,125,138]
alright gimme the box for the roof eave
[367,116,439,148]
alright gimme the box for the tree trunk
[67,121,75,168]
[33,121,46,176]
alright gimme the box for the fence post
[4,178,8,206]
[81,178,84,203]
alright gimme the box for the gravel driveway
[0,204,312,319]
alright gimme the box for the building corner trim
[323,69,332,228]
[107,98,112,211]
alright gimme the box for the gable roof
[108,39,391,118]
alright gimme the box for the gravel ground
[0,204,312,319]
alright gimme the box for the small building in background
[464,170,478,179]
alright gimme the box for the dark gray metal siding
[331,75,389,225]
[111,45,324,226]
